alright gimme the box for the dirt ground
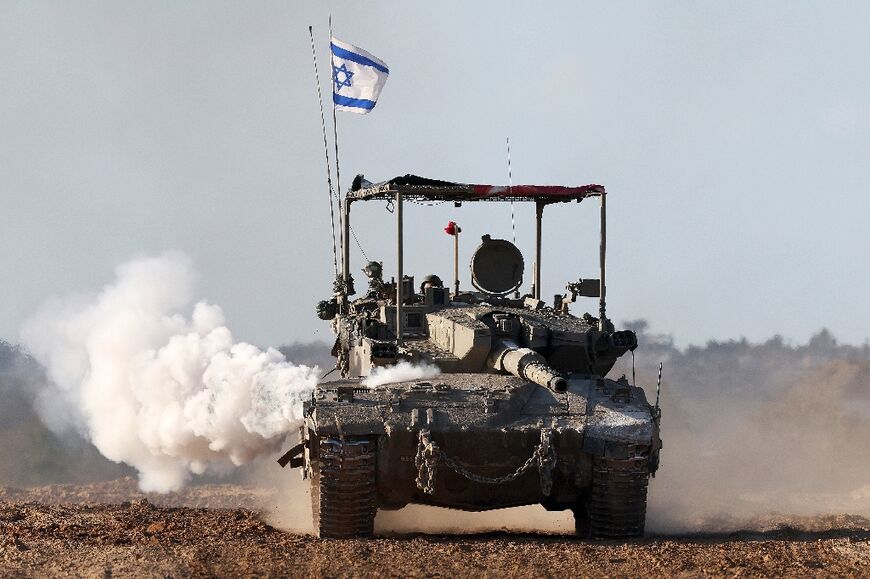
[1,480,869,578]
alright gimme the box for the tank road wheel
[588,456,650,539]
[310,436,378,538]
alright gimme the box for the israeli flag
[330,37,389,114]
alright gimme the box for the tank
[279,175,662,539]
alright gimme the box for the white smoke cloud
[19,252,318,493]
[363,361,441,388]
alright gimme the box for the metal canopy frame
[340,178,609,342]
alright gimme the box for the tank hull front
[303,373,660,513]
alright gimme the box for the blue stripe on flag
[333,93,377,110]
[330,43,389,74]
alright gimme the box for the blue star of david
[332,63,354,92]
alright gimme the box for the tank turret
[328,235,638,379]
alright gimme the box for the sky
[1,1,869,349]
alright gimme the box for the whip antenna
[507,137,516,245]
[655,362,663,411]
[308,26,339,276]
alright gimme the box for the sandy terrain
[1,479,869,578]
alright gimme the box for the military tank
[279,175,662,539]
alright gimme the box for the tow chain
[415,429,556,496]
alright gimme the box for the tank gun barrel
[489,340,568,392]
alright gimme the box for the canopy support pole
[598,191,607,330]
[534,201,544,300]
[396,189,404,346]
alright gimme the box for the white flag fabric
[330,37,389,114]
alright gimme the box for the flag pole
[308,25,338,277]
[328,15,345,276]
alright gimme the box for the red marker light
[444,221,460,235]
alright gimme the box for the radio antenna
[506,137,516,245]
[655,362,663,411]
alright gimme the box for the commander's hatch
[470,235,524,297]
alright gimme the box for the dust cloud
[242,450,315,534]
[18,253,318,493]
[376,505,574,535]
[618,322,870,532]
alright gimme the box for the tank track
[311,436,378,538]
[586,456,649,539]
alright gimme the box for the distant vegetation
[0,339,131,486]
[617,320,869,402]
